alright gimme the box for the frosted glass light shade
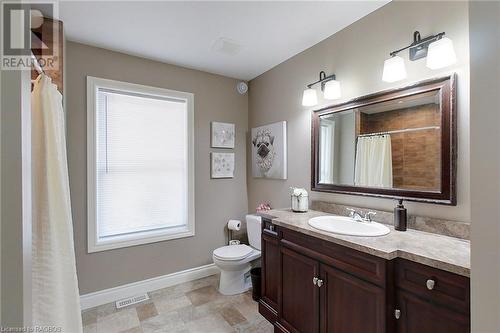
[426,37,457,70]
[382,56,407,83]
[302,88,318,106]
[323,80,341,100]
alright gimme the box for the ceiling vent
[212,37,241,56]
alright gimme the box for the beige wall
[248,1,470,222]
[469,2,500,332]
[66,42,248,294]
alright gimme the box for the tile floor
[81,274,274,333]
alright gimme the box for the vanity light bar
[302,71,341,106]
[306,71,337,90]
[382,31,456,83]
[389,31,446,61]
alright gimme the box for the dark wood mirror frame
[311,74,457,205]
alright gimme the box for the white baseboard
[80,263,219,310]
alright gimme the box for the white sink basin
[308,216,390,237]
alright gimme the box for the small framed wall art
[211,122,235,148]
[211,152,235,179]
[251,121,287,179]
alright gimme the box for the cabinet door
[262,232,279,310]
[320,264,385,333]
[280,246,320,333]
[397,290,469,333]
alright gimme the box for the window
[87,77,194,252]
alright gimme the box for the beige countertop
[263,209,470,277]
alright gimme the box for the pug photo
[251,121,287,179]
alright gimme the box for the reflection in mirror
[318,90,441,191]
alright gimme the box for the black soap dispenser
[394,199,407,231]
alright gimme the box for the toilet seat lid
[213,244,253,261]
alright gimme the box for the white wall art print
[211,152,235,179]
[251,121,287,179]
[211,122,235,148]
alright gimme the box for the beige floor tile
[96,308,140,333]
[178,275,220,293]
[95,302,119,318]
[83,275,272,333]
[234,316,274,333]
[176,302,217,323]
[184,313,235,333]
[219,306,247,326]
[186,285,219,306]
[149,284,185,301]
[83,323,97,333]
[154,294,192,314]
[82,309,98,326]
[230,294,260,322]
[119,327,142,333]
[136,303,158,321]
[141,311,186,333]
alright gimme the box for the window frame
[86,76,195,253]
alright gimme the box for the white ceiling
[59,1,389,80]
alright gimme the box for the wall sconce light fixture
[382,31,457,83]
[302,71,341,106]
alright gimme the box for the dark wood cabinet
[259,219,281,323]
[280,247,320,333]
[262,233,279,309]
[396,291,469,333]
[259,220,470,333]
[395,259,470,314]
[395,259,470,333]
[320,264,385,333]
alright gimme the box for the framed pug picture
[251,121,287,179]
[211,152,235,179]
[211,122,235,148]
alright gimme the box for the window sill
[88,226,195,253]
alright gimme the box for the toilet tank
[246,214,262,250]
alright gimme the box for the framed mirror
[311,75,456,205]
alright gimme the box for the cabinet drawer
[281,228,386,286]
[396,259,470,313]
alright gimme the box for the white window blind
[87,77,194,252]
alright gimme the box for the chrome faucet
[346,208,364,222]
[346,208,377,223]
[364,211,377,222]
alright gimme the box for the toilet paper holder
[227,219,241,245]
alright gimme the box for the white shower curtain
[354,135,393,188]
[31,74,83,332]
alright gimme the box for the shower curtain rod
[358,125,440,137]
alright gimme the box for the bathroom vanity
[258,210,470,333]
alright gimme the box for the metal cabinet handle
[313,277,318,285]
[426,279,436,290]
[317,279,324,287]
[394,309,401,319]
[269,225,275,232]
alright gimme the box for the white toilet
[213,214,262,295]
